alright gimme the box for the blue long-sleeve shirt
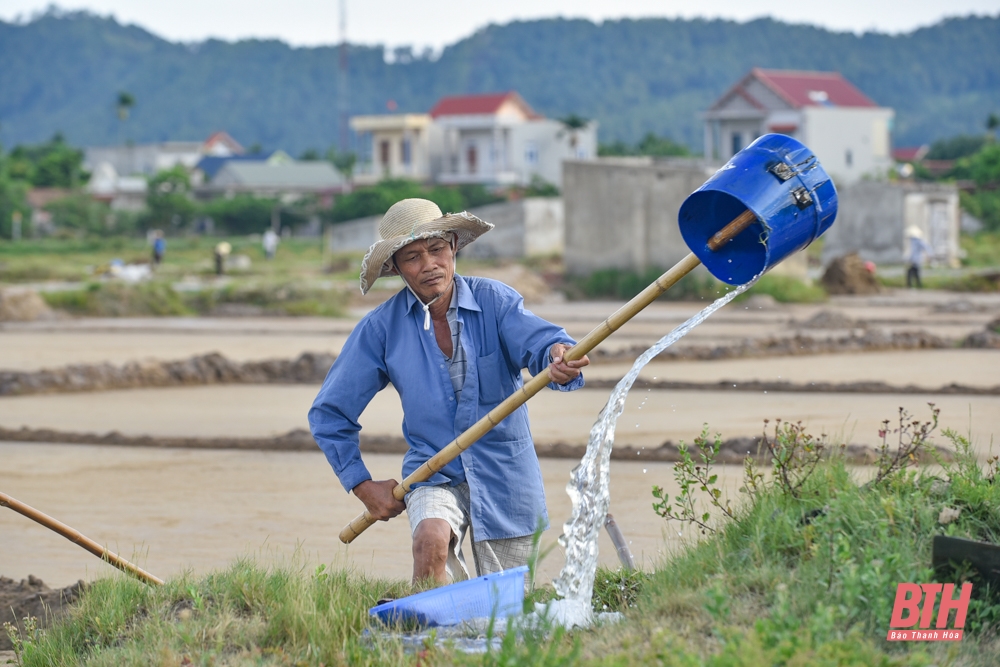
[308,274,584,541]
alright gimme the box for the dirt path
[0,383,995,453]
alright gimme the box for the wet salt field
[2,291,998,588]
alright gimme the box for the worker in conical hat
[309,198,589,585]
[905,226,932,289]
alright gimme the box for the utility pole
[338,0,349,153]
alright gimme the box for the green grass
[10,416,999,665]
[0,236,341,284]
[878,272,1000,292]
[961,231,1000,268]
[572,267,827,304]
[40,280,349,318]
[737,274,828,303]
[572,267,723,301]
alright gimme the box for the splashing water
[548,279,757,627]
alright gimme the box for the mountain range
[1,9,998,155]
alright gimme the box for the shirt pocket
[476,349,509,405]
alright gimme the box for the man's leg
[412,518,452,584]
[405,484,471,586]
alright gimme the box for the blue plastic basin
[369,565,528,627]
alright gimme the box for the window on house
[379,140,390,167]
[401,138,412,166]
[731,132,742,156]
[524,141,538,165]
[845,149,853,167]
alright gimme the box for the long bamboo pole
[0,491,164,586]
[339,209,759,544]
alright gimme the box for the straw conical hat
[359,198,493,294]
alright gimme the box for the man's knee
[412,518,452,566]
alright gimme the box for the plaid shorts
[405,482,536,584]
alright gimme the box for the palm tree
[558,114,589,149]
[116,91,136,172]
[116,91,135,123]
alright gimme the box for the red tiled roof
[429,92,541,119]
[753,68,879,108]
[203,131,245,154]
[892,146,929,162]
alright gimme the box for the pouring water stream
[547,278,757,627]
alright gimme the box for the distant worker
[214,241,232,276]
[263,228,280,260]
[151,230,166,268]
[905,226,932,289]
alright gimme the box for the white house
[83,131,244,178]
[431,92,595,188]
[350,92,597,188]
[350,114,435,185]
[703,69,894,184]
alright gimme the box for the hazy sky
[1,0,998,50]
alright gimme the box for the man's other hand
[353,479,406,521]
[548,342,589,385]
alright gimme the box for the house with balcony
[349,114,435,186]
[431,92,594,187]
[703,69,894,184]
[350,92,596,188]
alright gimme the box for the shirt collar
[402,273,481,314]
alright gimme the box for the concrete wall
[563,158,716,276]
[326,197,563,259]
[328,215,380,253]
[821,181,960,266]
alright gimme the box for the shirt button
[449,396,454,401]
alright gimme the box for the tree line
[1,11,998,155]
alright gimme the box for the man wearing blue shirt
[309,198,589,585]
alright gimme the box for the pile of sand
[0,288,53,322]
[796,309,858,330]
[464,264,552,303]
[820,253,880,296]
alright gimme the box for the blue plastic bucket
[678,134,838,285]
[369,565,528,627]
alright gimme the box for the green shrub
[575,267,721,301]
[738,274,827,303]
[42,282,191,316]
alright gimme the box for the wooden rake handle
[1,490,164,586]
[339,210,759,544]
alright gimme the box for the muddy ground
[0,575,84,651]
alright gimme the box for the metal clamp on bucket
[679,133,838,284]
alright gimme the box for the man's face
[392,236,456,302]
